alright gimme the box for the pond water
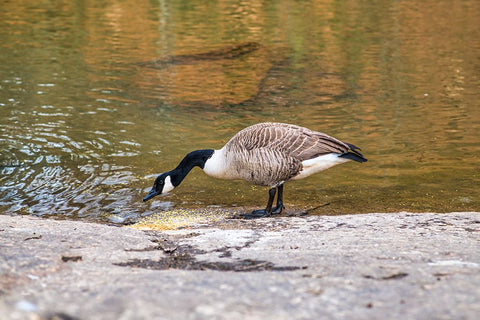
[1,0,479,223]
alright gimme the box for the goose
[143,122,367,217]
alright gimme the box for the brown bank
[1,212,479,320]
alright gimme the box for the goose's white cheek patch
[162,175,175,194]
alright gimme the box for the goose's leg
[271,184,285,215]
[244,187,276,218]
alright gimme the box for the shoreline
[1,212,479,319]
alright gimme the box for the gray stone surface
[1,212,479,320]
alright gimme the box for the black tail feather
[340,152,367,163]
[340,143,368,163]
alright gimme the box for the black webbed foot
[240,209,271,219]
[271,203,285,215]
[239,184,285,219]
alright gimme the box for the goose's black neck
[169,149,214,187]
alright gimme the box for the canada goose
[143,122,367,217]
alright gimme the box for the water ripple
[1,0,479,222]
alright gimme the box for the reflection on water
[1,0,479,223]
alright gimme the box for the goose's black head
[143,172,175,202]
[142,149,214,202]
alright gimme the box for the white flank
[292,153,349,180]
[202,149,228,179]
[162,175,175,194]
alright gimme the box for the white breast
[202,148,229,179]
[292,153,349,180]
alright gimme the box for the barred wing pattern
[222,123,362,186]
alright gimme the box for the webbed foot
[271,202,285,215]
[239,185,285,219]
[241,209,271,219]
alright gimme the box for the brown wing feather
[226,122,350,161]
[219,122,365,186]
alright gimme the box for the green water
[1,0,479,223]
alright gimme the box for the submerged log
[137,42,262,69]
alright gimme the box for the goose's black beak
[143,188,159,202]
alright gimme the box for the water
[1,0,479,223]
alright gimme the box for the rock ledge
[1,212,479,320]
